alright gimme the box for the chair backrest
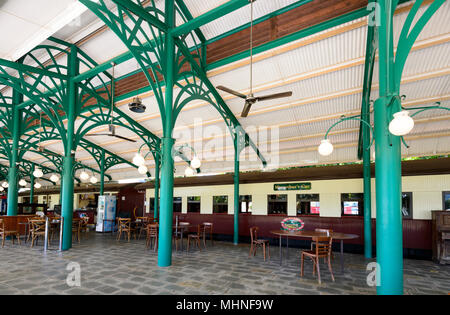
[197,224,206,235]
[203,222,213,230]
[118,218,131,229]
[148,223,158,236]
[30,220,46,233]
[249,226,259,243]
[312,236,333,257]
[315,228,333,236]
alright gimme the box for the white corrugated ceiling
[0,0,448,186]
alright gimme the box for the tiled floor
[0,232,448,295]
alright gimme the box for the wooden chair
[187,224,206,252]
[146,223,159,251]
[0,218,21,248]
[26,216,41,242]
[30,219,47,248]
[79,217,90,240]
[301,236,335,284]
[137,217,152,240]
[72,218,82,244]
[313,229,334,260]
[249,227,270,261]
[117,218,136,242]
[203,222,214,246]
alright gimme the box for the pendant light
[90,176,98,184]
[389,111,415,136]
[133,153,146,167]
[184,167,195,177]
[19,179,27,187]
[190,156,201,169]
[138,165,148,175]
[2,181,8,188]
[80,171,90,181]
[50,174,59,183]
[33,167,44,178]
[34,182,42,189]
[318,139,334,156]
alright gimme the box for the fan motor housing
[128,97,146,113]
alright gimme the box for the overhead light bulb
[19,179,27,187]
[2,182,8,188]
[33,167,43,178]
[185,167,195,177]
[90,176,98,184]
[318,139,334,156]
[34,182,42,189]
[190,156,201,169]
[138,165,148,175]
[50,174,59,183]
[80,171,90,181]
[0,186,4,192]
[133,153,146,167]
[389,110,415,136]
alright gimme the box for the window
[297,194,320,215]
[149,198,160,213]
[401,192,413,219]
[239,195,252,214]
[173,197,182,213]
[213,196,228,214]
[443,191,450,210]
[187,196,201,213]
[341,193,364,216]
[268,194,288,215]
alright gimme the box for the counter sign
[274,182,311,191]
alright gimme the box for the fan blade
[255,91,293,102]
[216,86,247,99]
[85,134,112,137]
[112,135,137,143]
[241,101,253,118]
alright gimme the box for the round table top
[270,230,359,240]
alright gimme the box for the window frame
[213,195,229,214]
[443,191,450,211]
[187,196,201,213]
[173,197,182,213]
[341,193,364,216]
[401,192,413,219]
[239,195,252,214]
[267,194,288,215]
[296,194,320,216]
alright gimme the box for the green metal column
[100,151,105,195]
[233,137,240,245]
[363,128,372,259]
[158,0,175,267]
[374,0,403,295]
[7,89,23,216]
[61,45,79,251]
[154,154,160,220]
[30,164,35,203]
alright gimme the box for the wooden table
[174,223,190,251]
[270,230,359,273]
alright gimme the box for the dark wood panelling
[207,0,368,64]
[175,213,432,251]
[117,184,146,220]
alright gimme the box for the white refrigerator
[96,195,117,232]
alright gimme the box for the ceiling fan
[85,64,136,143]
[216,0,293,118]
